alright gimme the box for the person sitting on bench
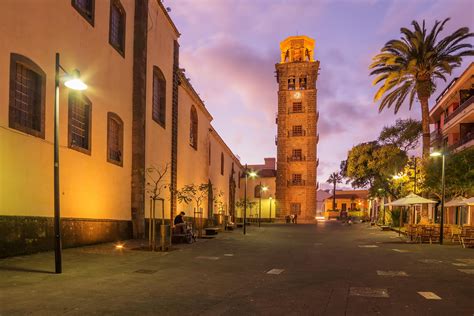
[174,211,186,234]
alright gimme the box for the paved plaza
[1,221,473,315]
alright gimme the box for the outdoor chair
[451,226,462,244]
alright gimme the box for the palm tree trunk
[419,96,431,159]
[332,181,336,212]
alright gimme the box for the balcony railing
[288,155,306,162]
[448,132,474,151]
[274,136,278,146]
[287,180,306,186]
[288,107,305,114]
[444,95,474,124]
[288,130,306,137]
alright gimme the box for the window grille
[190,106,198,149]
[109,0,126,56]
[68,93,91,153]
[152,66,166,127]
[107,113,123,165]
[72,0,95,25]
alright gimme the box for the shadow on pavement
[0,265,55,274]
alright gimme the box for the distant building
[242,158,277,221]
[430,62,473,152]
[316,189,332,216]
[323,190,369,219]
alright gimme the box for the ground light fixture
[53,53,87,274]
[430,150,446,244]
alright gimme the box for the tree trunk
[332,182,336,212]
[419,96,431,159]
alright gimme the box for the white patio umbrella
[463,197,474,205]
[444,197,467,207]
[384,193,437,230]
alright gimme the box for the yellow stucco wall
[0,0,135,220]
[242,177,277,219]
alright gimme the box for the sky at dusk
[164,0,474,189]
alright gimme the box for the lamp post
[54,53,87,273]
[258,184,268,227]
[243,166,258,235]
[430,151,446,244]
[269,197,273,223]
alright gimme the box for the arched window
[68,92,92,154]
[254,185,261,198]
[220,152,224,175]
[190,105,198,150]
[109,0,126,56]
[107,112,123,166]
[9,53,46,139]
[152,66,166,127]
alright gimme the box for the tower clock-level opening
[275,35,319,223]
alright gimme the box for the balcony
[288,130,306,137]
[288,155,306,162]
[288,107,305,114]
[448,132,474,152]
[287,180,306,186]
[444,95,474,124]
[430,130,442,145]
[274,136,278,146]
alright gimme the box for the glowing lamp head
[115,243,124,250]
[430,151,442,157]
[262,186,269,192]
[248,171,258,178]
[64,69,87,91]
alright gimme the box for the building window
[292,125,303,136]
[238,172,241,188]
[254,185,261,198]
[107,112,123,166]
[68,92,92,154]
[208,142,211,165]
[71,0,95,26]
[152,66,166,127]
[292,102,302,113]
[299,77,307,90]
[288,77,295,90]
[291,174,302,185]
[220,153,224,175]
[8,53,46,139]
[292,149,302,160]
[109,0,126,56]
[190,105,198,150]
[290,203,301,215]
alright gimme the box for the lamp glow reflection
[64,78,87,91]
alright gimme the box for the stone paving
[1,221,473,315]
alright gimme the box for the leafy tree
[326,172,343,211]
[378,118,422,151]
[424,147,474,200]
[344,142,408,199]
[370,18,473,157]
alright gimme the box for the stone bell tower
[275,36,319,222]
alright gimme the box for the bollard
[160,224,169,251]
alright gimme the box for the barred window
[9,54,46,138]
[72,0,95,26]
[238,172,241,188]
[109,0,126,56]
[190,106,198,149]
[107,112,123,166]
[152,66,166,127]
[292,149,302,159]
[292,102,302,113]
[292,174,302,185]
[68,92,92,154]
[254,185,261,198]
[292,125,303,136]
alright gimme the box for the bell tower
[275,36,319,222]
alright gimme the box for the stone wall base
[0,216,132,258]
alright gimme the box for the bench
[225,222,235,231]
[205,227,220,236]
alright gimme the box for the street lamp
[258,184,268,227]
[269,196,273,223]
[430,150,446,244]
[54,53,87,274]
[243,166,257,235]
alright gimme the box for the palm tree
[327,172,343,212]
[370,18,473,158]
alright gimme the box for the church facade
[275,36,319,222]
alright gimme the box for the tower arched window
[152,66,166,127]
[299,76,307,90]
[254,185,261,198]
[190,105,198,150]
[9,53,46,139]
[288,77,295,90]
